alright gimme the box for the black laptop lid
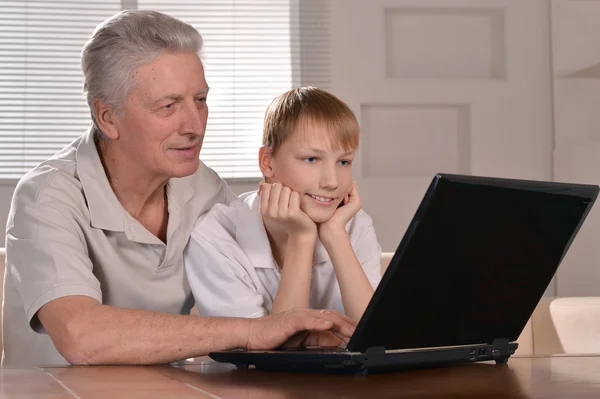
[347,174,599,353]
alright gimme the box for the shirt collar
[76,129,125,232]
[76,128,195,233]
[236,192,330,269]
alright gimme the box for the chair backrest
[380,252,393,274]
[532,297,600,355]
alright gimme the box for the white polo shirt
[2,128,236,366]
[184,191,382,318]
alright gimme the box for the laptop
[209,173,599,374]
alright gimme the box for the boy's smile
[306,193,337,205]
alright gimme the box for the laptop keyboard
[288,346,349,353]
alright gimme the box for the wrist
[241,317,254,350]
[319,225,349,245]
[288,229,317,244]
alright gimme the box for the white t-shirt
[184,191,382,318]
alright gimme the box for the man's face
[112,51,209,180]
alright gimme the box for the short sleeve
[7,176,102,332]
[184,231,267,318]
[351,211,383,289]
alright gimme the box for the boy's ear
[93,99,120,140]
[258,145,275,179]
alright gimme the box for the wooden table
[2,355,600,398]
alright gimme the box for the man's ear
[93,99,120,140]
[258,145,275,179]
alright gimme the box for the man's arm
[38,295,355,365]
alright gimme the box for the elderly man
[2,10,354,366]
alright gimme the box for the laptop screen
[348,174,598,353]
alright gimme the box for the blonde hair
[262,87,359,154]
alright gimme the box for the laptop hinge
[365,346,386,355]
[489,338,510,347]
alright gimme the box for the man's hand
[259,182,317,238]
[281,331,344,349]
[318,181,362,242]
[246,308,356,350]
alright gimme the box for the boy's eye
[303,157,318,163]
[339,160,352,167]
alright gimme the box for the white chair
[532,296,600,355]
[381,252,393,274]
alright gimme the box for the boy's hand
[318,181,362,241]
[259,182,317,237]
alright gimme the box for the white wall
[550,0,600,296]
[331,0,554,254]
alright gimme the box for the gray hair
[81,10,203,134]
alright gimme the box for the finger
[280,330,310,349]
[331,330,351,344]
[289,190,301,211]
[347,182,359,201]
[268,182,282,212]
[295,315,353,342]
[286,309,356,337]
[301,331,342,348]
[298,331,320,348]
[315,331,343,348]
[278,186,291,213]
[314,309,356,338]
[318,309,356,327]
[258,181,265,194]
[328,323,354,341]
[259,183,272,215]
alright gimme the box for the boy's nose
[320,166,339,190]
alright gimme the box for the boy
[184,87,381,323]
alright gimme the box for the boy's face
[266,124,356,224]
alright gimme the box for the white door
[551,0,600,296]
[329,0,554,281]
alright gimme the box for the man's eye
[197,97,207,103]
[164,103,174,109]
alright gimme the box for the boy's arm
[270,233,316,314]
[185,232,268,318]
[258,182,319,314]
[318,183,378,322]
[319,229,375,322]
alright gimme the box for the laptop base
[209,342,518,374]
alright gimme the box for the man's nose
[180,100,207,135]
